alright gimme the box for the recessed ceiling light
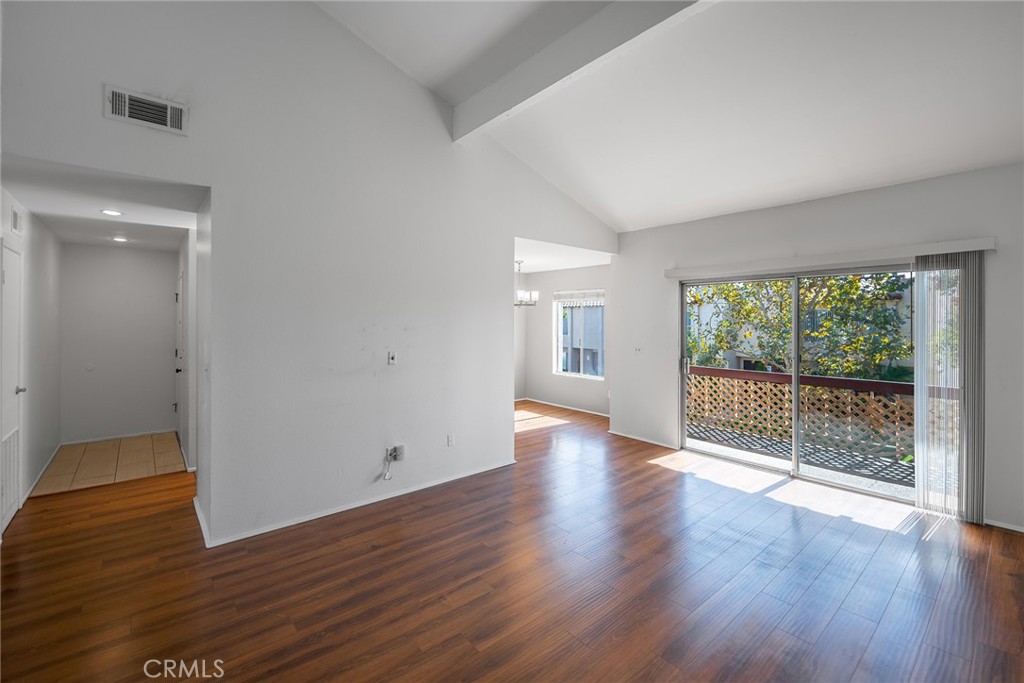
[101,209,124,217]
[112,236,129,243]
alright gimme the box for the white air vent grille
[104,84,188,136]
[111,89,127,117]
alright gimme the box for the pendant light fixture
[514,260,539,307]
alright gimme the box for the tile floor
[30,432,185,497]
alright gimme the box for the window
[554,290,605,378]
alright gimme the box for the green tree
[686,286,729,367]
[687,274,913,380]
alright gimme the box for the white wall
[609,164,1024,530]
[513,305,526,400]
[1,189,62,501]
[176,239,187,458]
[1,2,616,544]
[520,265,610,415]
[177,230,197,470]
[195,192,212,532]
[60,243,179,443]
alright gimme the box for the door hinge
[175,292,180,303]
[172,402,178,413]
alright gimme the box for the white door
[175,273,185,446]
[1,244,23,532]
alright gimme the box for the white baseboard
[606,430,679,450]
[198,459,516,548]
[517,397,609,418]
[21,443,62,506]
[61,428,179,446]
[985,518,1024,533]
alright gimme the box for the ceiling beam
[452,1,697,142]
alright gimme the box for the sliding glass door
[796,273,915,501]
[684,279,794,473]
[683,269,916,501]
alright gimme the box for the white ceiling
[514,237,612,273]
[488,0,1024,231]
[321,1,1022,235]
[2,155,207,251]
[316,1,609,105]
[11,2,1019,256]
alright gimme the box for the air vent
[104,84,188,136]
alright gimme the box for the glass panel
[582,305,604,377]
[560,304,570,372]
[567,306,581,373]
[684,279,793,471]
[797,273,915,501]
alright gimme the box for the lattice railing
[686,367,914,460]
[686,372,793,440]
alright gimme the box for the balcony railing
[685,366,919,487]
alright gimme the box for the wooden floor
[2,401,1021,682]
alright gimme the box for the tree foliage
[687,274,913,381]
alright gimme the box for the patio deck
[686,423,916,488]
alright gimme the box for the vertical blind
[913,251,985,522]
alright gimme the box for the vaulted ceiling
[317,1,612,106]
[13,2,1018,251]
[319,1,1024,233]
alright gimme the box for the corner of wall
[192,496,213,548]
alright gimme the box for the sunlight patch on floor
[648,450,787,493]
[649,448,918,531]
[514,410,569,433]
[765,477,916,531]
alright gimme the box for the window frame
[552,291,605,380]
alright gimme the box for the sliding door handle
[15,386,27,395]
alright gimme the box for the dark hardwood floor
[2,401,1022,682]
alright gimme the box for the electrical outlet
[387,444,405,461]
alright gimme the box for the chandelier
[514,260,538,307]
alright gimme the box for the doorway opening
[0,155,210,528]
[512,236,613,441]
